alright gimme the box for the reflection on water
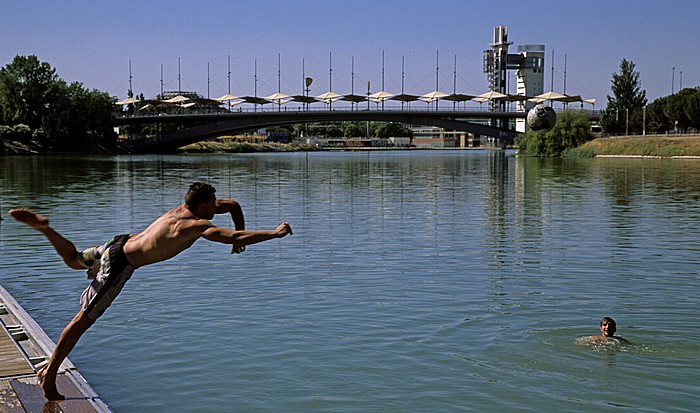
[2,152,700,412]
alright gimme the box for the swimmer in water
[578,317,631,345]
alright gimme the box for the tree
[685,89,700,130]
[663,88,693,132]
[0,55,60,130]
[644,88,700,133]
[373,122,413,139]
[0,55,116,150]
[645,96,670,133]
[343,122,365,138]
[600,59,647,134]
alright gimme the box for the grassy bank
[579,135,700,157]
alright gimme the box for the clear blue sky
[2,0,698,107]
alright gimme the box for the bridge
[114,108,600,153]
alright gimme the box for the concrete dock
[0,285,112,412]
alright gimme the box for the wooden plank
[56,375,100,413]
[0,328,34,378]
[10,375,100,413]
[0,380,26,413]
[9,378,47,413]
[0,286,73,371]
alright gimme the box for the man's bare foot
[9,208,50,230]
[37,365,65,401]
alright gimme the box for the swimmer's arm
[214,199,246,253]
[215,199,245,230]
[201,222,292,248]
[615,336,632,345]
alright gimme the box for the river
[1,151,699,412]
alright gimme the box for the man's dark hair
[600,317,616,326]
[185,182,216,209]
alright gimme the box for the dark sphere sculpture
[527,104,557,131]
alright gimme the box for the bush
[516,110,593,157]
[13,124,32,142]
[0,125,13,138]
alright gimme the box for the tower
[515,45,545,132]
[484,26,546,132]
[484,25,512,116]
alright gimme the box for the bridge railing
[115,104,600,119]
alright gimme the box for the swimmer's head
[185,182,216,209]
[600,317,617,337]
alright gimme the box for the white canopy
[266,92,292,105]
[476,91,507,100]
[115,97,139,105]
[214,94,239,102]
[420,90,449,103]
[161,95,189,103]
[530,91,567,103]
[368,91,395,102]
[316,91,343,103]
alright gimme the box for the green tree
[373,122,413,139]
[685,89,700,130]
[663,88,693,132]
[0,55,60,130]
[600,59,647,134]
[343,122,365,137]
[0,55,117,150]
[516,110,593,157]
[645,96,670,133]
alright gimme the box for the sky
[2,0,698,108]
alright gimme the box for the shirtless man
[9,182,292,401]
[578,317,631,345]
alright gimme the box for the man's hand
[227,222,292,254]
[9,209,51,231]
[276,222,293,237]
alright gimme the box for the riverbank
[0,138,317,155]
[579,135,700,157]
[4,134,700,157]
[175,140,318,153]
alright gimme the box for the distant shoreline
[4,134,700,157]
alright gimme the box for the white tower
[515,45,545,132]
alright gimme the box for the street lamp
[672,67,675,94]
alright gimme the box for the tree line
[0,55,116,151]
[599,59,700,135]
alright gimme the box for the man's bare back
[124,205,218,268]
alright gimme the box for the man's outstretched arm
[8,209,85,270]
[202,222,292,249]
